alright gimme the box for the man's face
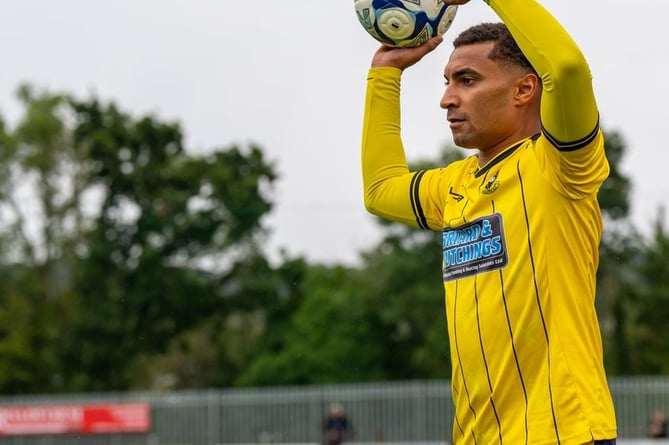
[441,41,524,151]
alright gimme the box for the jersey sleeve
[361,67,446,231]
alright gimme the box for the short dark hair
[453,22,537,75]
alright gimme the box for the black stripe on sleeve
[542,118,600,152]
[409,170,429,230]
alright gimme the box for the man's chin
[452,135,477,150]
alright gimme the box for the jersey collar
[474,133,540,178]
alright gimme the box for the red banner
[0,403,150,436]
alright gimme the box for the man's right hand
[370,36,443,70]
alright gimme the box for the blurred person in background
[322,403,352,445]
[648,410,668,438]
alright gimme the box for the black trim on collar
[474,136,537,178]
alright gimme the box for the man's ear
[515,73,541,105]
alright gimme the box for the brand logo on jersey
[481,172,500,195]
[448,186,464,202]
[442,213,508,282]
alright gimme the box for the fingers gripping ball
[354,0,458,48]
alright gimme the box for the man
[360,0,617,444]
[647,410,668,438]
[322,403,352,445]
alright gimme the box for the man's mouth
[448,116,466,128]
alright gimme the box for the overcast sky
[2,0,667,264]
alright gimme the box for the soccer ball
[354,0,458,48]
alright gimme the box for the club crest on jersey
[481,173,500,195]
[442,213,508,282]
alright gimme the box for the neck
[477,115,541,166]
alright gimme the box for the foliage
[625,210,669,373]
[598,130,632,221]
[1,83,668,393]
[0,85,279,392]
[237,146,465,386]
[595,130,639,374]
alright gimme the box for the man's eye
[462,77,474,85]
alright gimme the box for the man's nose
[440,86,458,109]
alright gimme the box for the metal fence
[0,377,668,445]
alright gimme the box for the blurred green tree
[594,130,641,375]
[131,253,309,389]
[238,146,464,386]
[2,83,668,393]
[0,85,280,392]
[620,209,669,374]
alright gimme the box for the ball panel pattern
[354,0,458,48]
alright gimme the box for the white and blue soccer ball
[354,0,458,48]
